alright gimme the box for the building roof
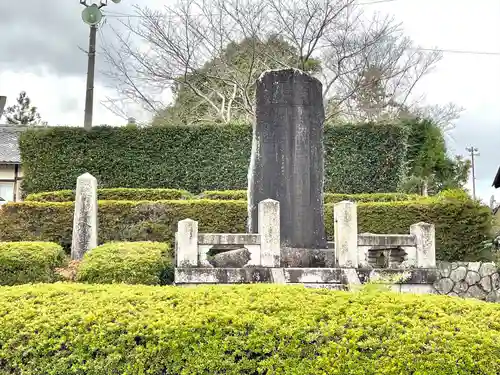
[0,126,28,164]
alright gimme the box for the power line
[101,15,500,57]
[101,1,500,58]
[414,48,500,56]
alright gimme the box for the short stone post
[334,201,358,268]
[258,199,281,267]
[410,222,436,268]
[176,219,199,267]
[71,173,98,260]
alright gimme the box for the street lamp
[80,0,121,130]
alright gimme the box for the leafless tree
[101,0,444,124]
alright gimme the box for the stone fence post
[176,219,199,267]
[71,173,98,260]
[258,199,280,267]
[410,222,436,268]
[334,201,358,268]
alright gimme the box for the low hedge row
[77,241,173,285]
[0,198,491,261]
[0,242,66,285]
[25,188,425,203]
[1,284,500,374]
[25,188,192,202]
[201,190,425,203]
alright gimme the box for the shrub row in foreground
[0,199,491,261]
[25,187,192,202]
[77,241,173,285]
[1,284,500,374]
[0,241,65,285]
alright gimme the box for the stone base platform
[174,267,439,292]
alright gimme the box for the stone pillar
[410,222,436,268]
[248,68,327,250]
[334,201,358,268]
[357,246,371,268]
[176,219,199,267]
[258,199,281,267]
[71,173,98,260]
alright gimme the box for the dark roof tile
[0,126,27,164]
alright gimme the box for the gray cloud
[0,1,145,77]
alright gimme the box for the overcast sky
[0,0,499,202]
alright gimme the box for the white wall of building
[0,164,23,202]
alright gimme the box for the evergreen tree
[3,91,46,126]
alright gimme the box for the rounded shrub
[25,188,192,202]
[436,188,471,201]
[76,241,173,285]
[0,241,66,285]
[1,284,500,374]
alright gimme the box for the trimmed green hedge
[0,241,66,285]
[201,190,425,203]
[26,188,426,204]
[25,188,192,202]
[323,122,408,193]
[0,198,491,261]
[19,122,407,195]
[1,284,500,374]
[0,200,247,251]
[76,241,173,285]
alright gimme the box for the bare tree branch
[101,0,445,124]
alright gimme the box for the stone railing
[175,199,281,269]
[334,201,435,269]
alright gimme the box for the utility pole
[0,96,6,118]
[80,0,121,130]
[466,146,479,200]
[84,25,97,130]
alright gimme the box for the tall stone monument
[71,172,98,260]
[0,96,6,118]
[248,68,327,254]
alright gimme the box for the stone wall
[434,262,500,302]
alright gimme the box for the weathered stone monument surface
[248,68,327,251]
[71,172,98,260]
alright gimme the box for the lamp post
[80,0,121,130]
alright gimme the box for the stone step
[174,267,439,285]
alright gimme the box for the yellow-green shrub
[436,188,472,201]
[76,241,173,285]
[0,198,491,261]
[0,242,66,285]
[1,284,500,374]
[201,190,425,203]
[25,188,192,202]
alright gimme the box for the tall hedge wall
[0,198,491,261]
[19,123,407,195]
[2,284,500,374]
